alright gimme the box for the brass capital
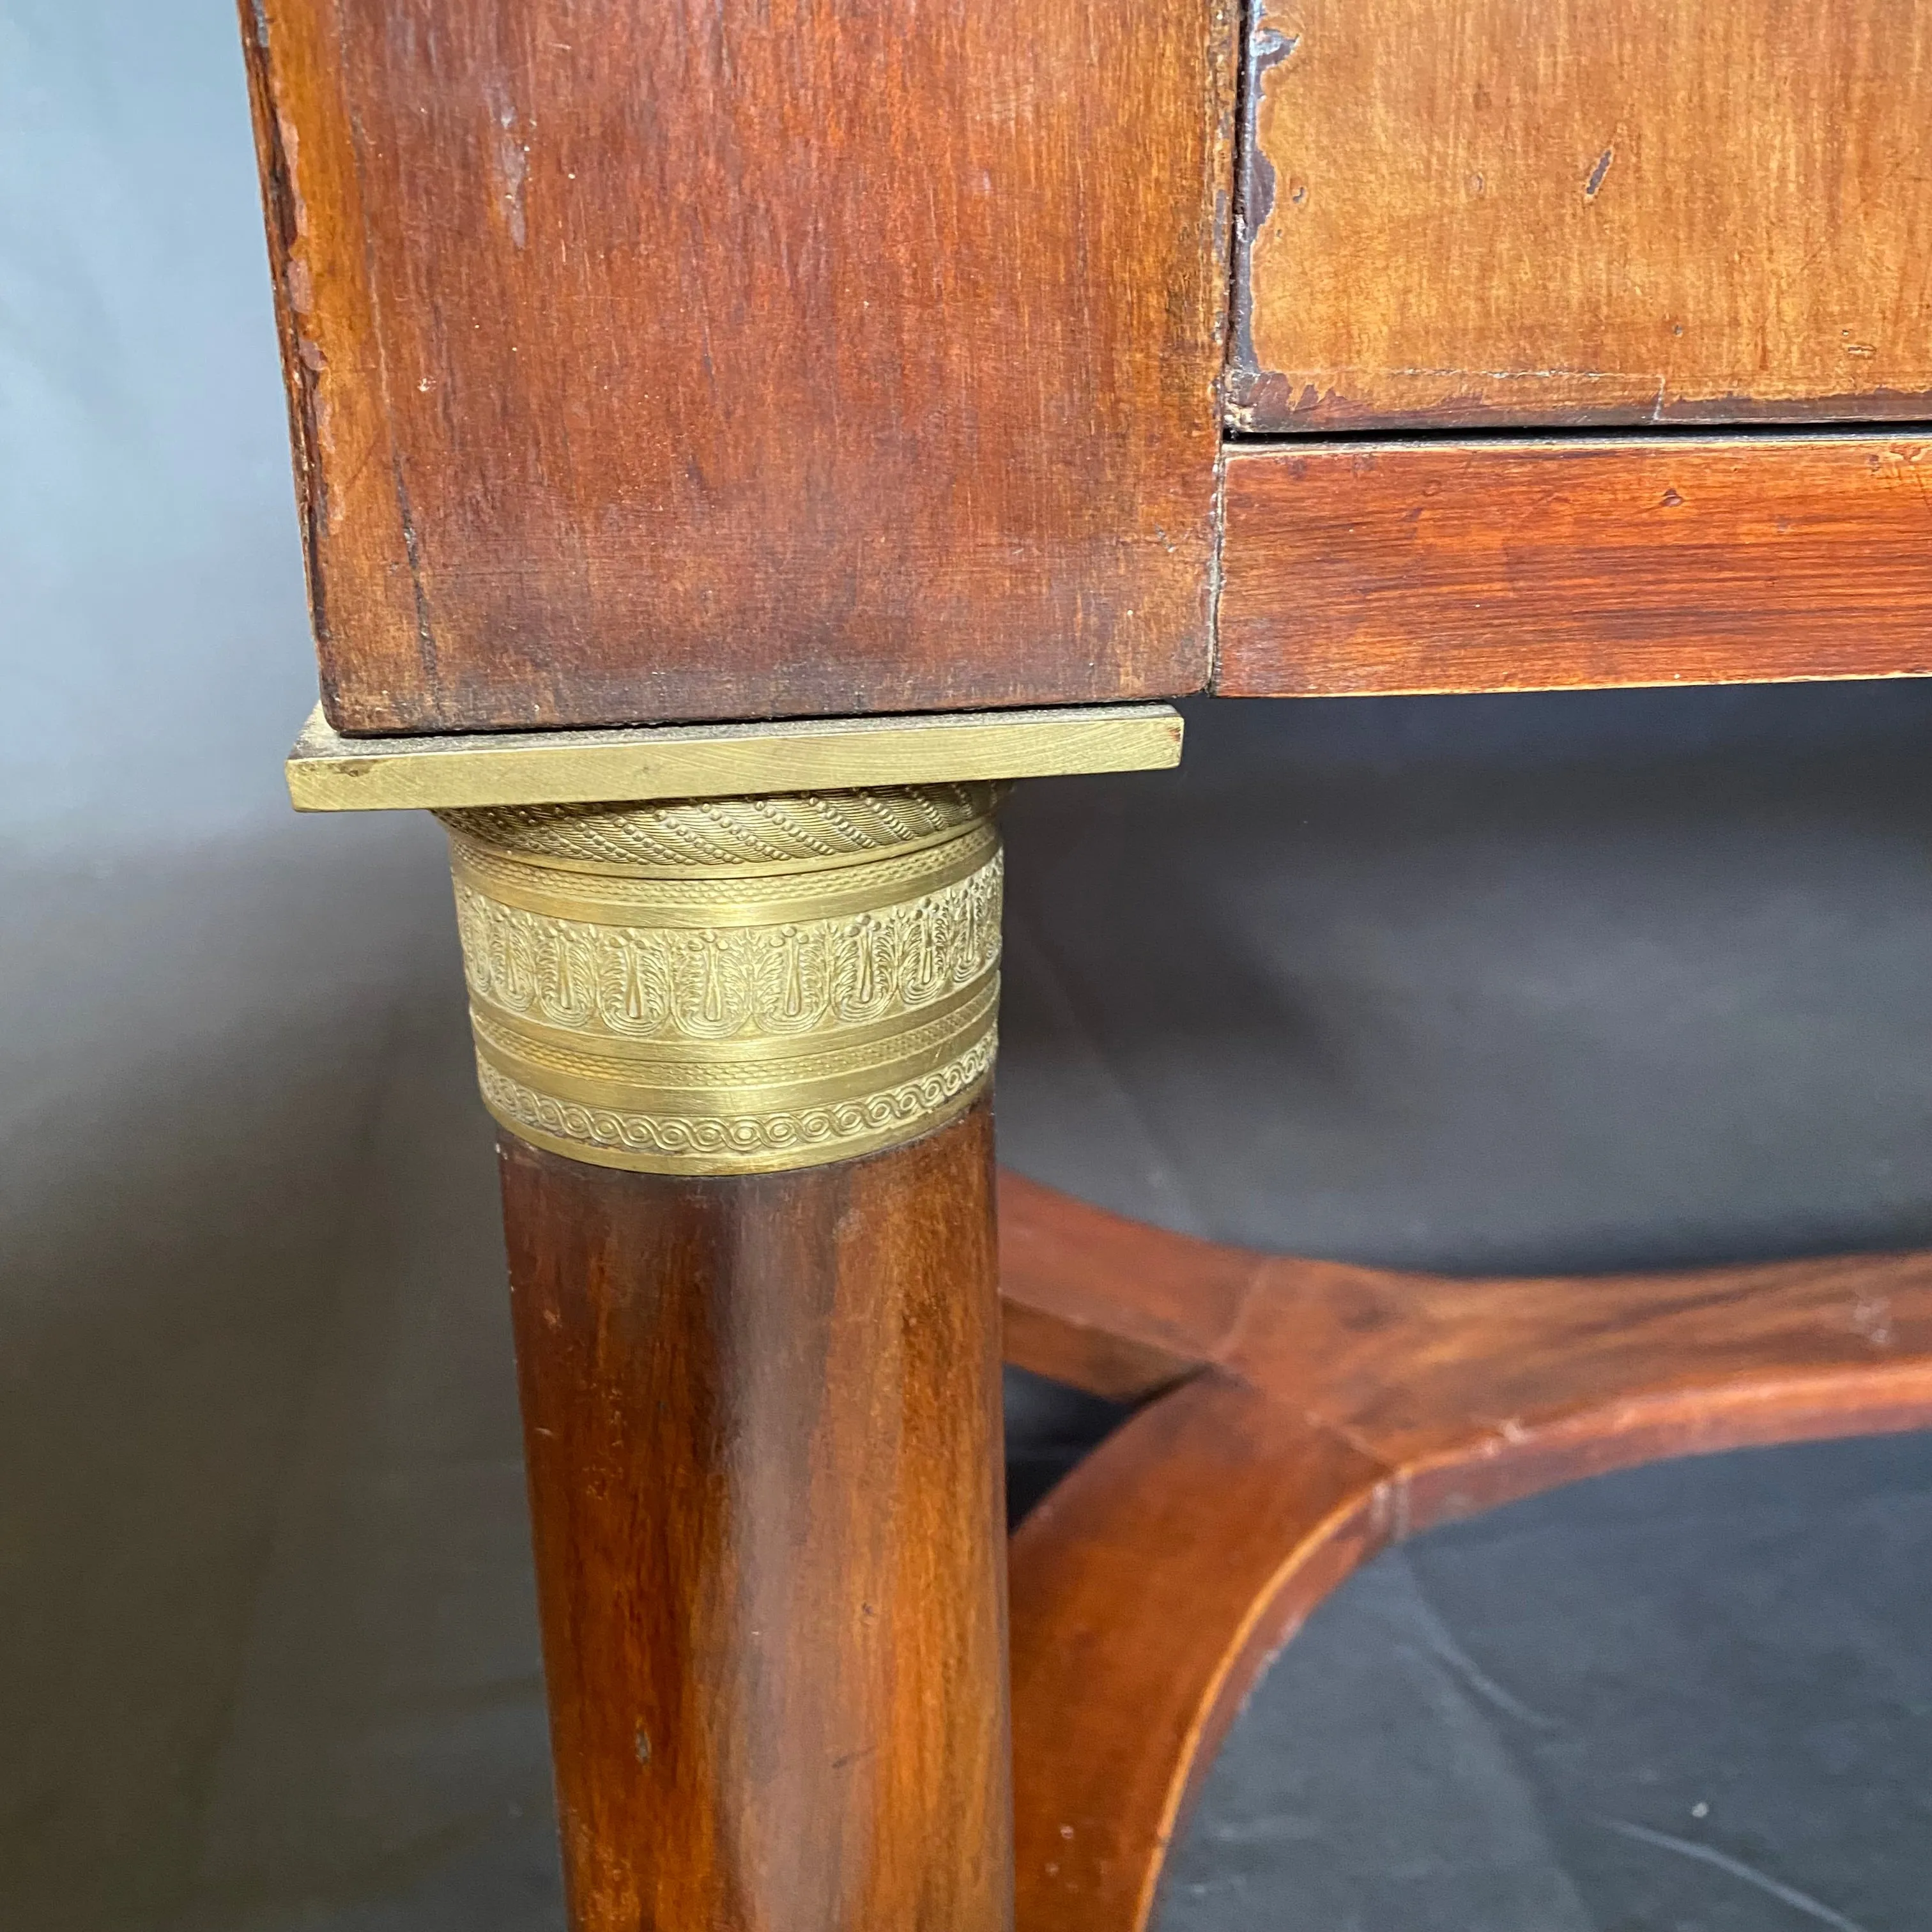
[438,785,1004,1176]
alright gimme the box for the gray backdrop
[5,5,1929,1929]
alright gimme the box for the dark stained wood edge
[997,1176,1932,1932]
[1214,434,1932,698]
[1225,367,1932,435]
[236,0,331,671]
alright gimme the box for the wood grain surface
[998,1179,1932,1932]
[500,1107,1009,1932]
[997,1170,1257,1401]
[1228,0,1932,430]
[240,0,1234,733]
[1216,435,1932,696]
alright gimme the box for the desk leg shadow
[997,1170,1932,1932]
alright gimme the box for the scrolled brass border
[439,784,1004,1175]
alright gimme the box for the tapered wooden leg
[435,783,1014,1931]
[503,1107,1009,1931]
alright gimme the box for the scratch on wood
[390,459,440,684]
[486,79,530,248]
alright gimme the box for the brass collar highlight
[440,785,1005,1176]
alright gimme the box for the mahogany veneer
[502,1110,1009,1931]
[240,0,1232,733]
[1229,0,1932,431]
[1216,435,1932,697]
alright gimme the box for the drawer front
[1229,0,1932,431]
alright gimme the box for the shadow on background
[1002,683,1932,1275]
[0,827,560,1932]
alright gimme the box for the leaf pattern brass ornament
[448,860,1000,1042]
[439,786,1003,1174]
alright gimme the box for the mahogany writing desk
[240,1,1932,1925]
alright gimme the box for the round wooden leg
[503,1104,1011,1931]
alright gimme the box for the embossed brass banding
[438,785,1004,1175]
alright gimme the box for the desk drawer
[1229,0,1932,431]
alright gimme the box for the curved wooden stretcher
[997,1171,1932,1932]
